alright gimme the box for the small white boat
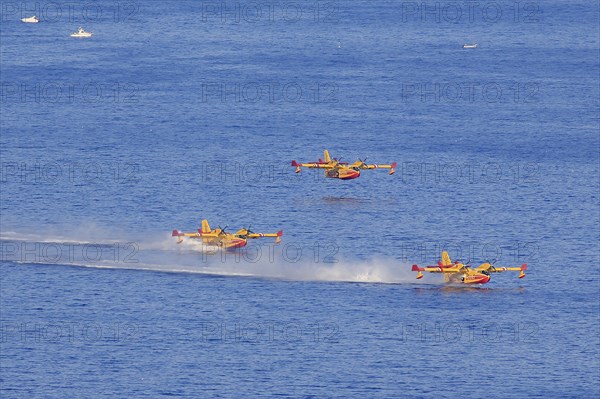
[21,16,39,23]
[462,44,478,49]
[70,27,93,38]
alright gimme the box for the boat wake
[0,231,428,284]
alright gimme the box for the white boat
[462,44,478,49]
[21,16,39,23]
[70,27,93,38]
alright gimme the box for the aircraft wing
[352,161,397,174]
[172,230,199,238]
[172,229,201,244]
[198,231,223,238]
[235,229,283,244]
[476,263,527,278]
[291,160,335,170]
[412,265,465,273]
[412,264,466,279]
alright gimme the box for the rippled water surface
[1,1,599,398]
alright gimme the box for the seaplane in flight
[172,219,283,250]
[291,150,396,180]
[412,251,527,284]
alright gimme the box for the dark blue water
[1,1,599,397]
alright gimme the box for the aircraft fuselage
[325,167,360,180]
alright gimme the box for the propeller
[357,158,368,168]
[239,225,254,239]
[217,225,228,236]
[455,258,471,266]
[485,259,499,272]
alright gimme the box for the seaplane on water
[292,150,396,180]
[172,219,283,250]
[412,251,527,284]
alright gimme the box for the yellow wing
[172,229,201,243]
[291,160,335,171]
[198,232,220,238]
[417,266,465,273]
[172,230,199,238]
[412,264,465,279]
[292,151,341,172]
[350,160,397,175]
[234,229,283,244]
[198,229,229,238]
[476,263,527,278]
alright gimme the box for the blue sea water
[1,0,599,398]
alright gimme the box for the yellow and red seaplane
[412,251,527,284]
[291,150,396,180]
[172,219,283,250]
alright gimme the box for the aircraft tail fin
[441,251,452,266]
[201,219,212,234]
[324,150,331,163]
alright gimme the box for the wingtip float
[412,251,527,284]
[173,219,283,250]
[292,150,396,180]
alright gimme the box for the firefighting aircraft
[172,219,283,250]
[291,150,397,180]
[411,251,527,284]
